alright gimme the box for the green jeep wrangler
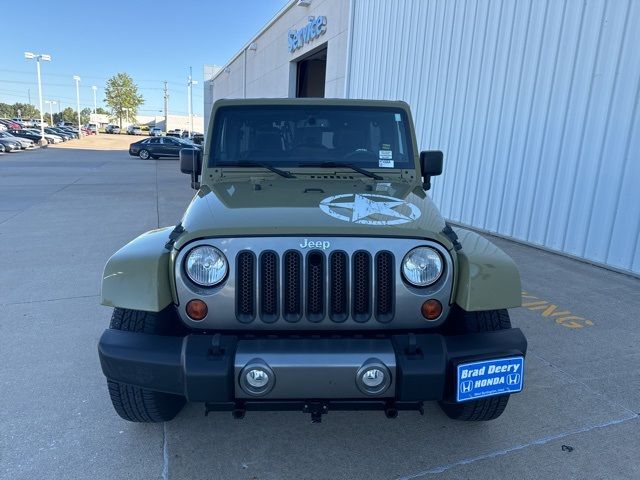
[98,98,527,423]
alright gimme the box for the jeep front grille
[235,249,394,324]
[174,237,454,331]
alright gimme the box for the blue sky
[0,0,288,117]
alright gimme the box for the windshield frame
[207,104,415,170]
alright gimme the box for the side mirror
[180,148,203,189]
[420,150,443,190]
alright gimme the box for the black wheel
[439,309,512,421]
[106,307,185,422]
[139,149,150,159]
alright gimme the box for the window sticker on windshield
[379,150,393,160]
[394,113,401,122]
[379,159,394,168]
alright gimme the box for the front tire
[439,309,512,421]
[105,308,185,422]
[139,149,150,159]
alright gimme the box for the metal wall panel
[347,0,640,275]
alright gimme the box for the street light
[91,86,97,113]
[91,85,99,135]
[24,51,51,143]
[187,67,198,138]
[73,75,81,138]
[45,100,57,127]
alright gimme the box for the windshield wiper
[302,162,383,180]
[216,162,296,178]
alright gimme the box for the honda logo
[460,380,473,393]
[507,373,521,386]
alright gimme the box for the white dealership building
[204,0,640,276]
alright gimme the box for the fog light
[362,369,385,388]
[421,299,442,320]
[186,299,208,320]
[356,360,391,395]
[246,369,269,389]
[239,361,275,396]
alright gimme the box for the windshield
[209,105,414,169]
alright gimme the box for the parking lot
[1,137,638,480]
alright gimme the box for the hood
[174,177,453,250]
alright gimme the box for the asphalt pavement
[1,137,638,480]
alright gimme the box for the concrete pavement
[0,138,638,479]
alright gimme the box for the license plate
[456,356,524,402]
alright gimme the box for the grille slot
[236,251,255,322]
[306,251,325,322]
[375,252,394,322]
[329,251,348,322]
[352,251,372,322]
[259,251,278,322]
[283,251,303,322]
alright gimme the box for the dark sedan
[9,129,48,144]
[129,136,201,159]
[44,127,71,141]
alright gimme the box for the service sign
[456,357,524,402]
[288,16,327,53]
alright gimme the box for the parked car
[0,119,22,130]
[0,137,22,152]
[128,136,201,159]
[45,127,72,141]
[126,125,142,135]
[57,121,75,128]
[8,129,48,144]
[0,144,5,153]
[166,129,183,138]
[85,123,98,134]
[100,98,527,424]
[57,127,79,139]
[23,128,62,143]
[105,124,121,134]
[0,131,35,149]
[149,127,163,137]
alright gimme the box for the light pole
[73,75,81,138]
[45,100,57,127]
[91,85,99,135]
[187,67,198,138]
[24,51,51,143]
[91,86,97,113]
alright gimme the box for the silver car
[0,132,36,149]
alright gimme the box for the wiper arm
[216,162,296,178]
[303,162,383,180]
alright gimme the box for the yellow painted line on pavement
[521,291,595,329]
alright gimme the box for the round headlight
[402,247,443,286]
[185,245,228,287]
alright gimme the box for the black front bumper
[98,329,527,405]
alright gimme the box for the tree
[81,108,92,125]
[0,103,13,118]
[104,73,144,128]
[12,103,40,119]
[96,107,109,115]
[57,107,78,125]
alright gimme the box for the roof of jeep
[212,97,411,110]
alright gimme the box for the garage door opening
[296,46,327,98]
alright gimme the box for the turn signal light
[186,299,208,320]
[421,299,442,320]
